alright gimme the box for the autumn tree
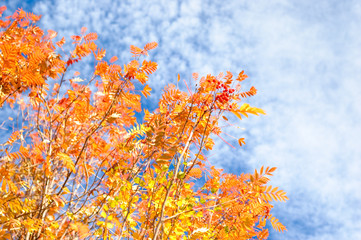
[0,7,288,240]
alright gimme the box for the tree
[0,6,288,240]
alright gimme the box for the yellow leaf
[254,107,266,115]
[231,110,243,120]
[71,77,83,82]
[240,103,250,111]
[106,223,114,229]
[63,187,70,194]
[57,152,75,173]
[239,103,266,116]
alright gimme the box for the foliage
[0,7,287,240]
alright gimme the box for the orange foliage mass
[0,6,287,240]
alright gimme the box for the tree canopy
[0,6,287,239]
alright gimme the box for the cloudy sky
[3,0,361,239]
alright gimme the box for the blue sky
[2,0,361,239]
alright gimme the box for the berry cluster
[215,82,235,104]
[205,76,236,109]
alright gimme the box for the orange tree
[0,7,288,240]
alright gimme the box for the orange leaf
[110,56,118,63]
[0,6,7,16]
[81,27,87,35]
[71,35,81,42]
[236,70,248,81]
[56,37,65,48]
[57,152,75,173]
[47,30,57,39]
[141,85,152,98]
[144,42,158,51]
[238,138,246,146]
[70,222,90,238]
[140,60,157,75]
[84,32,98,42]
[95,48,106,61]
[130,45,143,57]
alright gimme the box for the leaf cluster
[0,6,287,240]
